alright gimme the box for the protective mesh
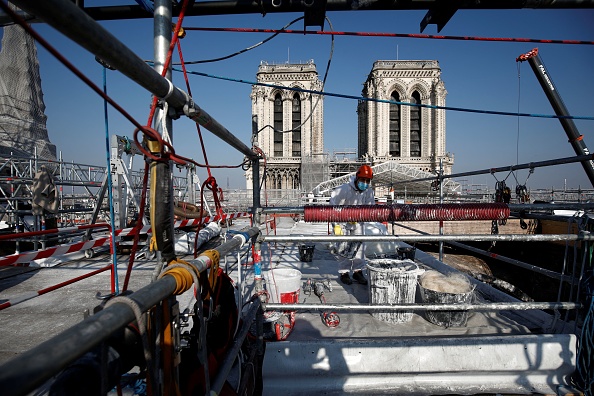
[0,23,57,160]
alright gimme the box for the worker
[329,164,375,285]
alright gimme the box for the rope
[101,62,119,294]
[175,17,306,65]
[176,36,226,235]
[176,40,213,180]
[122,166,150,292]
[175,33,243,253]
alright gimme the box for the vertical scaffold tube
[303,203,510,223]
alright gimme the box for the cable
[174,67,594,121]
[185,26,594,47]
[175,17,305,65]
[100,60,119,294]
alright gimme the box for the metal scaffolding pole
[389,153,594,184]
[4,0,594,25]
[392,222,575,283]
[264,233,594,243]
[266,301,580,312]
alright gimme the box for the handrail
[392,221,577,283]
[267,301,581,312]
[264,233,594,242]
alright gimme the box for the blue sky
[7,4,594,190]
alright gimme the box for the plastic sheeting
[174,222,221,254]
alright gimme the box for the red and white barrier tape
[0,237,110,267]
[0,212,251,267]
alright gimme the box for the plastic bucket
[299,244,315,262]
[265,268,302,304]
[366,259,423,324]
[419,271,474,327]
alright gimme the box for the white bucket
[367,259,424,323]
[265,268,302,304]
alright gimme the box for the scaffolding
[300,153,330,194]
[0,2,593,396]
[0,136,204,253]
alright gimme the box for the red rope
[122,165,150,292]
[184,26,594,46]
[176,40,215,180]
[192,176,225,257]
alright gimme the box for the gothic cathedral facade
[357,60,452,174]
[248,59,452,191]
[248,61,324,190]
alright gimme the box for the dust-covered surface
[419,270,473,294]
[0,216,577,395]
[0,217,542,363]
[259,219,537,340]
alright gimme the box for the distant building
[248,61,324,190]
[357,60,452,175]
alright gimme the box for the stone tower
[248,61,324,190]
[357,60,452,174]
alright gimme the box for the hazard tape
[0,237,110,267]
[0,212,251,267]
[116,211,251,237]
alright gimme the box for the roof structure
[311,161,461,196]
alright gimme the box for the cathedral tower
[357,60,452,174]
[248,61,324,190]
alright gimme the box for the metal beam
[4,0,594,24]
[264,233,594,242]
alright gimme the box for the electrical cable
[174,17,305,65]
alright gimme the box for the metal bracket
[303,0,327,29]
[420,1,459,33]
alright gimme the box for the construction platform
[0,216,578,395]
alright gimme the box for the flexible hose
[174,201,205,219]
[304,203,510,223]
